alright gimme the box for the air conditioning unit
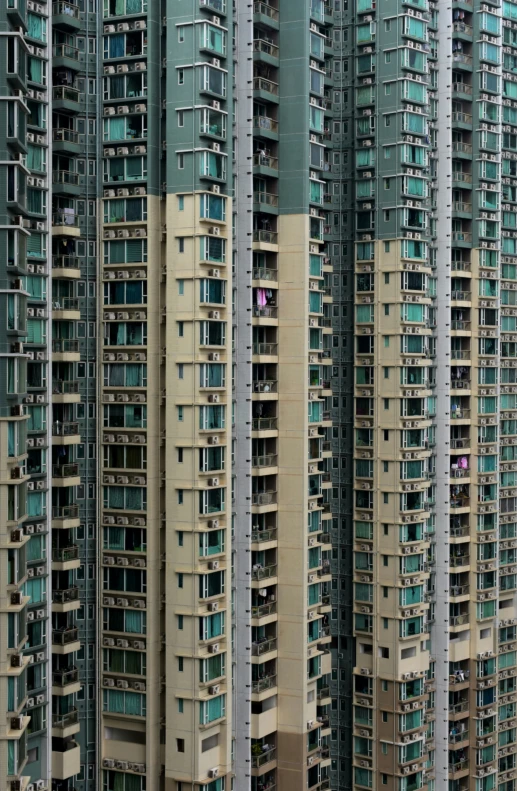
[208,769,219,779]
[208,643,220,654]
[103,759,115,769]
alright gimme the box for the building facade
[1,0,517,790]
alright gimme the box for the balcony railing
[452,232,472,244]
[253,343,278,356]
[52,421,79,437]
[450,585,469,597]
[251,527,277,546]
[52,545,79,562]
[52,504,79,520]
[253,154,278,171]
[253,306,278,319]
[252,417,278,432]
[253,267,278,281]
[251,491,277,506]
[251,745,277,766]
[53,256,80,270]
[452,81,472,94]
[52,708,79,729]
[252,454,277,468]
[52,339,79,354]
[52,212,79,229]
[52,627,79,645]
[254,191,279,208]
[452,170,472,182]
[452,142,472,155]
[452,202,472,213]
[52,667,79,687]
[254,1,279,20]
[449,729,469,744]
[52,380,79,395]
[253,380,278,393]
[251,637,277,655]
[52,463,79,478]
[450,614,469,627]
[254,39,279,58]
[252,563,277,580]
[253,229,278,245]
[53,43,80,59]
[452,53,472,66]
[253,76,279,96]
[52,86,80,104]
[53,128,79,145]
[53,2,80,18]
[251,601,277,618]
[52,586,79,604]
[451,320,471,331]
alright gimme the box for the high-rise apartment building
[2,0,517,790]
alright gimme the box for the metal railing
[52,545,79,562]
[251,527,277,543]
[52,709,79,729]
[253,76,279,95]
[53,86,80,103]
[253,191,279,207]
[52,380,79,395]
[53,256,80,270]
[52,586,79,604]
[253,380,278,393]
[254,1,279,20]
[253,267,277,281]
[251,491,277,505]
[253,343,278,356]
[253,229,278,245]
[252,454,277,469]
[52,667,79,687]
[252,417,278,431]
[52,421,80,436]
[251,601,277,618]
[254,39,279,58]
[251,678,277,696]
[52,627,79,645]
[251,637,277,655]
[52,340,79,354]
[53,1,80,17]
[52,505,79,520]
[252,563,277,580]
[253,115,278,134]
[253,153,278,171]
[53,128,79,145]
[52,463,79,479]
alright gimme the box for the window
[178,490,184,505]
[177,406,184,421]
[177,739,185,752]
[178,69,184,85]
[384,399,389,409]
[178,238,184,253]
[384,430,389,441]
[178,195,184,210]
[382,711,388,722]
[384,336,390,347]
[178,698,184,713]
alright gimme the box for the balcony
[52,504,80,529]
[52,587,80,614]
[251,745,277,768]
[52,627,79,647]
[251,492,277,507]
[52,463,81,487]
[252,637,277,657]
[251,527,277,544]
[253,153,278,174]
[52,212,81,239]
[52,422,80,445]
[254,1,279,24]
[51,339,80,362]
[52,708,79,733]
[52,86,81,114]
[253,380,278,394]
[254,38,279,60]
[252,563,277,581]
[253,192,279,212]
[253,229,278,247]
[252,418,278,433]
[251,677,277,696]
[252,455,278,471]
[252,601,277,620]
[253,76,279,100]
[52,2,81,30]
[52,257,81,282]
[52,666,79,689]
[52,380,81,404]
